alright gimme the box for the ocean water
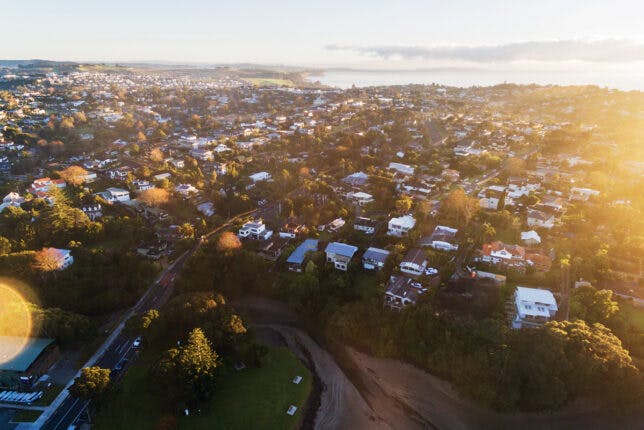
[309,69,644,91]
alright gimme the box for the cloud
[325,39,644,63]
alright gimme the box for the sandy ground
[234,296,644,430]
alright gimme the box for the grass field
[621,301,644,331]
[95,346,312,430]
[245,78,294,87]
[12,409,43,422]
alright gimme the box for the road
[30,209,259,430]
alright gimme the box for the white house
[238,219,273,241]
[324,242,358,271]
[527,208,555,229]
[512,287,558,329]
[249,171,272,183]
[354,217,378,235]
[197,202,215,217]
[420,225,459,251]
[133,179,154,192]
[0,192,25,212]
[388,162,415,176]
[400,248,428,276]
[175,183,198,197]
[569,187,600,201]
[387,214,416,237]
[520,230,541,246]
[100,187,130,203]
[346,191,374,206]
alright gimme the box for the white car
[425,267,438,276]
[133,337,142,348]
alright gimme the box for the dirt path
[234,296,644,430]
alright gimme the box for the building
[249,171,272,183]
[258,236,290,261]
[478,186,506,210]
[388,162,415,176]
[133,179,154,192]
[213,162,228,176]
[400,248,428,276]
[362,247,390,270]
[279,221,305,238]
[569,187,600,201]
[81,204,102,221]
[0,192,24,212]
[238,219,273,241]
[175,183,198,197]
[353,217,378,235]
[527,208,555,229]
[512,287,558,328]
[99,187,130,203]
[387,214,416,237]
[286,239,319,272]
[325,242,358,271]
[346,191,374,206]
[419,225,459,251]
[28,178,66,194]
[481,241,526,269]
[0,337,59,387]
[343,171,369,187]
[384,275,426,311]
[521,230,541,246]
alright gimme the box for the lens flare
[0,282,33,366]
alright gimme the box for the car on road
[133,337,142,348]
[113,359,127,372]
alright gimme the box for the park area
[95,346,312,430]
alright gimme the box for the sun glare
[0,281,33,365]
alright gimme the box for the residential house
[419,225,459,251]
[478,186,505,210]
[258,236,290,261]
[384,275,426,310]
[387,214,416,237]
[0,192,24,212]
[388,162,415,176]
[400,248,428,276]
[249,171,272,183]
[512,286,558,328]
[213,162,228,176]
[238,219,273,241]
[29,178,66,194]
[279,221,305,238]
[197,202,215,217]
[362,247,390,270]
[346,191,374,206]
[569,187,600,201]
[81,204,102,220]
[481,241,526,269]
[527,208,555,229]
[353,217,378,235]
[286,239,319,272]
[175,183,198,197]
[99,187,130,203]
[520,230,541,246]
[133,179,154,192]
[342,171,368,188]
[325,242,358,271]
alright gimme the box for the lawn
[245,78,294,87]
[12,409,43,423]
[95,346,312,430]
[620,300,644,332]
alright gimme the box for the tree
[395,195,413,214]
[57,165,89,187]
[155,328,220,404]
[138,188,170,207]
[178,223,195,239]
[504,157,526,177]
[439,188,479,228]
[70,366,111,400]
[570,285,619,325]
[0,236,11,255]
[32,248,67,272]
[150,148,164,163]
[216,232,241,253]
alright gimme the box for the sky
[3,0,644,73]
